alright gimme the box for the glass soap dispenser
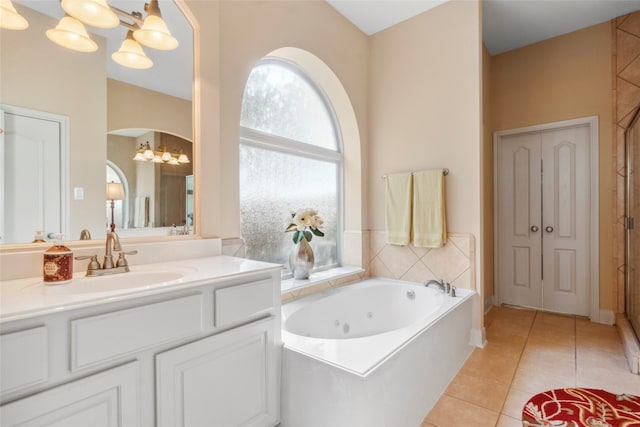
[43,233,73,284]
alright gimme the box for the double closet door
[497,123,591,316]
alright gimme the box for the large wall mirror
[0,0,193,245]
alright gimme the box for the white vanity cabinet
[156,317,278,427]
[0,257,282,427]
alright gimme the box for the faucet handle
[444,282,451,293]
[116,250,138,268]
[75,255,101,275]
[449,285,457,297]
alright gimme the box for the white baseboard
[484,296,493,313]
[598,309,615,325]
[470,327,486,348]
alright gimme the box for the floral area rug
[522,388,640,427]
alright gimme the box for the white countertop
[0,256,282,323]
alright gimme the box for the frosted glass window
[239,59,342,275]
[240,61,338,151]
[240,145,338,271]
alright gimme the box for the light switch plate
[74,187,84,200]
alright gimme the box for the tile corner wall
[365,231,476,291]
[613,11,640,313]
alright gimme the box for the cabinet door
[0,361,139,427]
[156,317,279,427]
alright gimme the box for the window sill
[281,265,364,294]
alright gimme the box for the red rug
[522,388,640,427]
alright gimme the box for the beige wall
[368,0,483,289]
[107,79,192,140]
[482,44,494,302]
[490,22,613,310]
[194,0,370,240]
[1,5,107,240]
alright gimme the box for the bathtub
[280,278,476,427]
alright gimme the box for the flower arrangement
[285,209,324,243]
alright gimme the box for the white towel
[412,170,446,248]
[385,172,413,245]
[134,196,149,228]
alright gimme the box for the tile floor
[421,306,640,427]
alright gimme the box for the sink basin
[20,271,186,296]
[73,271,184,293]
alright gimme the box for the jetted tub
[281,278,477,427]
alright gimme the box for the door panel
[497,123,592,316]
[498,133,542,309]
[1,111,62,243]
[541,126,591,316]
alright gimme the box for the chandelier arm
[110,6,144,26]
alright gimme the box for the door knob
[530,225,539,232]
[545,226,554,233]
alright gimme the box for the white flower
[285,208,325,243]
[293,209,317,228]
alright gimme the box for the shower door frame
[626,108,639,338]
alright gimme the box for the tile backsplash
[366,231,475,291]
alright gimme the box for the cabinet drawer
[0,326,47,395]
[71,294,204,371]
[215,278,274,327]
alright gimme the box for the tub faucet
[425,279,451,294]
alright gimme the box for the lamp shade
[46,15,98,52]
[106,181,125,200]
[143,146,154,160]
[112,30,153,70]
[61,0,119,29]
[0,0,28,30]
[133,0,178,51]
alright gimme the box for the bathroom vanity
[0,255,282,427]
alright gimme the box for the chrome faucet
[426,278,456,296]
[75,231,137,277]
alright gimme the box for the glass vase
[289,237,314,279]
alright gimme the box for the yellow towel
[412,170,447,248]
[385,172,413,245]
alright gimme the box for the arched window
[239,59,342,276]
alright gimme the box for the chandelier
[133,142,190,165]
[0,0,178,70]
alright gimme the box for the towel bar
[382,168,449,179]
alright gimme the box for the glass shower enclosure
[626,110,640,339]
